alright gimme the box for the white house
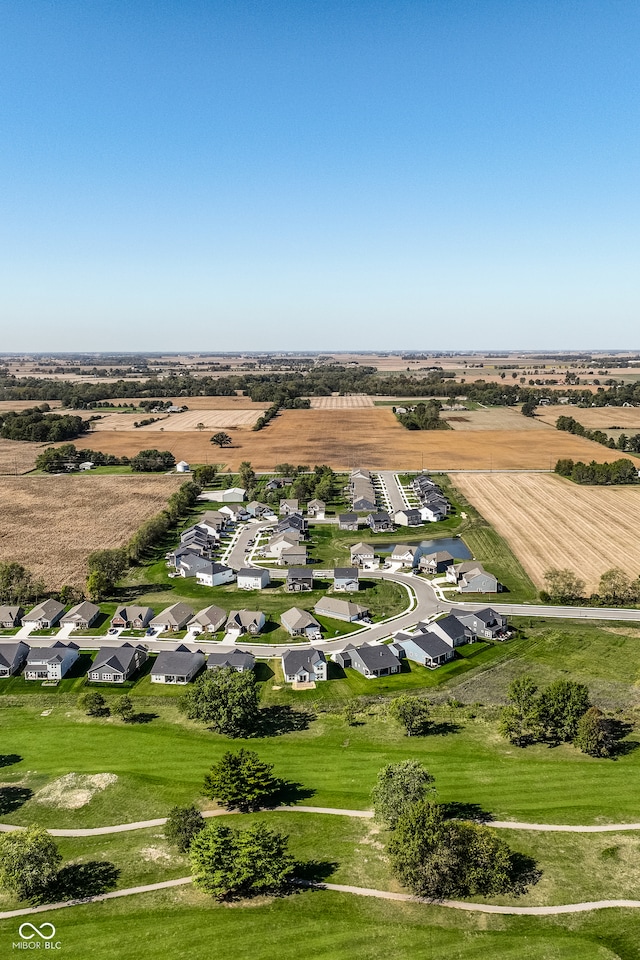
[237,568,271,590]
[282,648,327,683]
[24,642,80,681]
[195,562,236,588]
[217,487,247,503]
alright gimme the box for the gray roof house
[278,544,308,566]
[446,562,499,594]
[282,648,327,683]
[450,607,508,639]
[88,643,147,683]
[111,606,154,629]
[225,609,266,636]
[428,615,468,648]
[314,597,370,622]
[207,648,256,673]
[193,561,235,588]
[419,551,455,575]
[280,499,300,516]
[151,644,206,685]
[286,567,314,592]
[394,508,422,527]
[0,641,30,677]
[307,498,326,519]
[333,568,360,592]
[22,599,65,630]
[281,607,322,638]
[367,511,394,533]
[390,545,419,567]
[0,606,24,629]
[199,510,227,533]
[150,602,195,633]
[333,642,402,678]
[61,601,101,630]
[237,567,271,590]
[338,513,359,531]
[24,641,80,681]
[350,542,375,566]
[391,631,455,668]
[187,604,227,634]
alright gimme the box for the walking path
[3,877,640,922]
[3,805,640,838]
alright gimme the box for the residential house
[428,614,469,648]
[219,503,248,521]
[350,542,376,568]
[352,493,377,512]
[88,643,147,683]
[225,609,266,636]
[60,601,101,631]
[394,508,422,527]
[391,631,455,669]
[216,487,247,503]
[207,648,255,673]
[24,641,79,681]
[450,607,508,640]
[333,642,402,678]
[390,545,419,568]
[313,597,370,622]
[446,562,499,594]
[265,478,286,492]
[286,567,314,592]
[276,514,306,537]
[0,641,30,677]
[187,605,227,634]
[169,543,207,570]
[307,498,326,519]
[266,532,301,558]
[419,500,448,523]
[278,544,308,566]
[21,599,65,630]
[150,603,195,633]
[333,567,359,592]
[245,501,276,519]
[282,648,327,683]
[237,568,271,590]
[151,645,206,685]
[349,468,377,513]
[281,608,322,639]
[199,511,227,534]
[111,606,154,630]
[280,498,300,517]
[338,513,359,531]
[194,562,235,588]
[367,511,394,533]
[418,551,454,575]
[0,606,24,629]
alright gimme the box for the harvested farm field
[0,475,182,588]
[0,438,50,475]
[309,395,374,408]
[442,408,552,431]
[110,396,267,410]
[451,472,640,593]
[536,405,640,430]
[69,408,640,471]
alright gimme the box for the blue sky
[1,0,638,351]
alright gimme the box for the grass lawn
[73,605,119,636]
[443,475,539,602]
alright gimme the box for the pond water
[374,536,472,562]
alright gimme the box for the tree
[598,567,637,604]
[114,694,134,722]
[521,400,537,417]
[180,668,259,737]
[85,569,111,602]
[211,432,232,448]
[58,584,81,605]
[388,801,520,899]
[371,760,435,828]
[130,449,176,472]
[193,464,218,486]
[165,805,206,852]
[499,676,538,746]
[87,548,127,585]
[77,691,109,717]
[343,700,360,726]
[190,821,294,900]
[0,562,39,604]
[542,568,586,603]
[0,827,62,901]
[238,461,256,489]
[203,749,279,812]
[535,679,590,743]
[574,707,613,757]
[389,696,431,736]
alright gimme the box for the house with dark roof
[395,508,422,527]
[0,641,30,677]
[151,645,206,684]
[24,641,79,681]
[286,568,314,592]
[111,606,154,630]
[367,511,394,533]
[0,606,24,630]
[338,513,359,531]
[428,614,468,648]
[207,648,256,673]
[418,551,455,575]
[276,514,307,536]
[61,601,101,630]
[333,568,359,592]
[333,642,402,678]
[282,648,327,683]
[450,608,508,640]
[88,643,147,683]
[194,561,235,588]
[22,599,65,630]
[391,631,455,668]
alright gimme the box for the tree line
[35,444,176,473]
[541,566,640,607]
[0,406,90,443]
[555,457,638,484]
[395,400,450,431]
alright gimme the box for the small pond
[374,536,472,563]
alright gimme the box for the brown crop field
[137,409,262,430]
[68,408,640,472]
[452,472,640,593]
[0,439,50,475]
[442,408,552,431]
[0,475,183,588]
[110,396,268,410]
[537,405,640,430]
[309,395,374,408]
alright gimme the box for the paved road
[3,876,640,921]
[225,520,273,571]
[378,471,407,513]
[4,804,640,838]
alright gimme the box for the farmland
[451,472,640,593]
[442,407,552,431]
[0,438,50,474]
[537,404,640,431]
[0,475,183,588]
[55,408,639,471]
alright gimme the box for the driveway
[377,471,407,514]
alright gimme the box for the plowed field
[0,439,50,475]
[0,475,182,588]
[537,405,640,430]
[67,409,639,472]
[452,472,640,592]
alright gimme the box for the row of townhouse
[410,474,451,522]
[348,468,378,513]
[337,510,395,533]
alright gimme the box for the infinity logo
[18,923,56,941]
